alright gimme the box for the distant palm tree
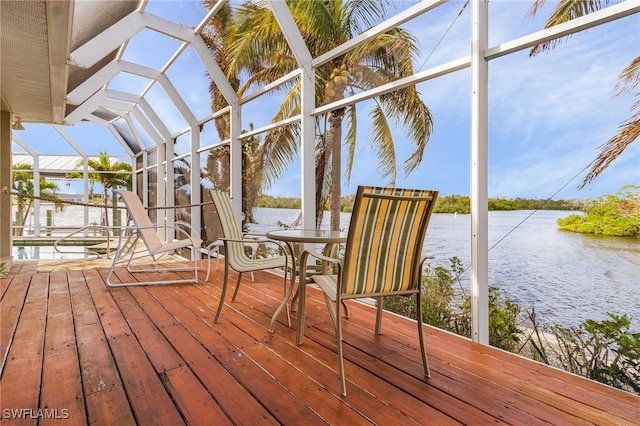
[527,0,639,188]
[12,164,64,236]
[222,0,434,230]
[70,151,132,227]
[12,163,33,235]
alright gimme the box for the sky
[262,0,639,201]
[13,0,640,201]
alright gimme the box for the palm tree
[12,164,64,236]
[12,163,33,235]
[527,0,639,189]
[222,0,434,230]
[70,151,132,228]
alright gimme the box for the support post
[470,0,489,345]
[0,111,12,260]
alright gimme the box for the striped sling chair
[299,185,438,396]
[207,190,293,325]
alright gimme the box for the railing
[54,225,119,258]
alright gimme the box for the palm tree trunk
[15,198,25,237]
[103,189,110,228]
[328,110,344,231]
[20,200,34,237]
[315,141,327,229]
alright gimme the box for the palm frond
[343,106,358,183]
[369,104,396,184]
[528,0,619,56]
[614,56,640,96]
[580,99,640,188]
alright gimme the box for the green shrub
[558,186,640,237]
[383,257,638,395]
[544,313,639,394]
[385,257,523,351]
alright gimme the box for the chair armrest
[220,237,288,253]
[135,224,201,245]
[220,236,277,244]
[302,248,340,265]
[243,232,266,238]
[419,255,434,267]
[175,221,201,238]
[300,248,343,283]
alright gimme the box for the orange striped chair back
[341,186,438,297]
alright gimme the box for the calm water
[249,208,640,331]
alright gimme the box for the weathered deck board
[67,269,136,425]
[1,273,49,424]
[40,271,85,425]
[0,274,31,373]
[199,274,484,425]
[0,263,638,425]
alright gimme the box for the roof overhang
[0,0,140,125]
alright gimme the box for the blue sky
[14,0,639,201]
[258,0,639,200]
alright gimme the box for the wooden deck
[1,262,638,425]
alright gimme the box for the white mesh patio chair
[207,189,293,324]
[106,190,204,287]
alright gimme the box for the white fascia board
[84,114,136,157]
[66,61,122,105]
[194,0,227,34]
[138,98,172,141]
[313,56,470,116]
[70,11,146,69]
[53,125,86,156]
[210,105,231,121]
[141,11,195,42]
[105,89,141,104]
[312,0,448,68]
[65,90,108,125]
[104,90,170,142]
[122,114,147,152]
[83,113,113,127]
[197,139,230,154]
[157,74,197,126]
[486,0,640,60]
[102,99,135,113]
[268,1,312,67]
[239,69,301,105]
[131,107,163,146]
[190,36,238,105]
[238,114,302,141]
[120,60,163,80]
[12,135,37,157]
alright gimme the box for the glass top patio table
[266,229,347,343]
[265,229,347,244]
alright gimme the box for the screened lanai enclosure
[1,0,639,349]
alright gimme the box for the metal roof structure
[12,154,91,175]
[1,0,639,344]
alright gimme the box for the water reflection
[250,208,639,331]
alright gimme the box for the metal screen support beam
[190,128,201,249]
[230,102,243,216]
[268,0,316,230]
[470,0,489,345]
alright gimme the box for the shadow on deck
[1,262,638,425]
